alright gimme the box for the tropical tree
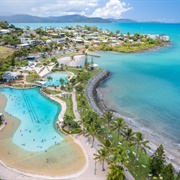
[111,117,126,145]
[60,63,64,71]
[63,114,73,131]
[71,55,74,62]
[78,116,89,131]
[85,122,99,148]
[75,84,84,93]
[102,110,114,127]
[109,145,128,166]
[131,132,150,164]
[162,163,175,180]
[60,77,65,86]
[94,147,108,171]
[47,76,53,82]
[107,164,125,180]
[84,53,89,67]
[176,170,180,180]
[116,29,120,34]
[148,144,166,177]
[122,127,135,145]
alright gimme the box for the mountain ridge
[0,14,136,23]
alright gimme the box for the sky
[0,0,179,22]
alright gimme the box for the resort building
[2,71,20,81]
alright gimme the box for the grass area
[57,95,75,119]
[9,83,36,88]
[99,125,150,180]
[67,68,82,75]
[26,74,40,83]
[94,41,164,53]
[0,46,15,58]
[41,88,61,95]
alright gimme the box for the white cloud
[91,0,132,19]
[31,0,98,17]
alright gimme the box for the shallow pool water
[45,73,68,86]
[0,87,63,152]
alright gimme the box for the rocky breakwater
[85,69,110,116]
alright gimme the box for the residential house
[160,35,170,41]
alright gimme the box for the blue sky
[0,0,179,22]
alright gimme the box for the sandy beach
[58,55,85,67]
[0,93,87,178]
[0,89,112,180]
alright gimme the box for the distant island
[0,14,136,23]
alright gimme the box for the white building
[0,29,10,34]
[147,34,159,40]
[160,35,170,41]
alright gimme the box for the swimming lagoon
[45,72,69,86]
[0,87,63,152]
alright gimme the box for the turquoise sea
[14,23,180,144]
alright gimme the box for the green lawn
[57,95,75,119]
[0,46,15,58]
[41,88,61,95]
[26,74,40,83]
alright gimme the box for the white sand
[58,55,85,67]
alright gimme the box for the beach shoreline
[86,69,180,171]
[0,92,87,179]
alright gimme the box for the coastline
[94,42,171,54]
[86,69,180,171]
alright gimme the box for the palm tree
[102,110,114,127]
[63,114,73,131]
[99,138,113,161]
[60,77,65,86]
[122,127,135,146]
[94,147,108,171]
[78,117,89,132]
[107,145,128,180]
[131,132,150,164]
[107,164,125,180]
[84,121,100,148]
[109,145,128,166]
[111,117,126,145]
[47,76,53,82]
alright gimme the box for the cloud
[31,0,98,17]
[0,0,99,16]
[91,0,132,19]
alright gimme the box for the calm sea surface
[14,23,180,143]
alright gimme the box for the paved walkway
[72,83,81,121]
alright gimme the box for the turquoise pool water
[45,73,68,86]
[0,87,63,152]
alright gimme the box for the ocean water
[0,87,63,152]
[14,22,180,143]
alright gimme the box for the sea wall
[85,69,110,116]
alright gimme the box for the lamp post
[94,159,97,175]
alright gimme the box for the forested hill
[0,14,136,23]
